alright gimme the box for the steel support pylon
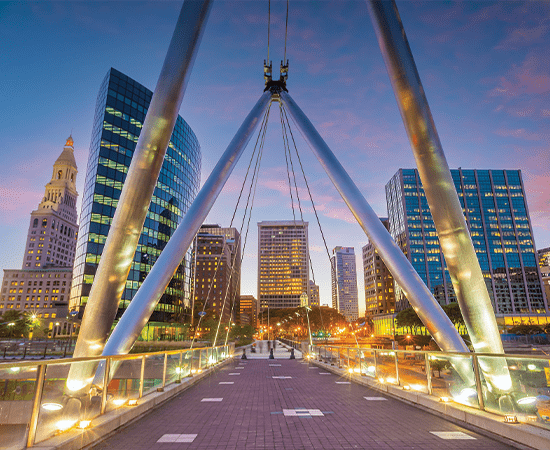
[102,91,271,358]
[67,0,213,393]
[366,0,510,391]
[280,92,467,353]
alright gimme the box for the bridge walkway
[92,354,516,449]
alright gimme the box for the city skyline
[2,1,550,316]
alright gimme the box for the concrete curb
[30,358,233,450]
[308,358,550,450]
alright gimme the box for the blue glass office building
[386,169,547,317]
[69,68,201,327]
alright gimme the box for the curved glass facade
[69,68,201,324]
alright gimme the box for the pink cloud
[489,55,550,98]
[493,127,546,142]
[495,24,549,50]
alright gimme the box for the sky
[1,1,549,316]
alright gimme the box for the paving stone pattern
[93,358,517,449]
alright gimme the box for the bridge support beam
[101,92,271,361]
[280,91,467,355]
[366,1,510,391]
[67,0,213,393]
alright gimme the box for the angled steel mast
[68,0,213,392]
[366,0,510,390]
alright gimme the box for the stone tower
[23,136,79,269]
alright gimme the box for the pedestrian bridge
[1,342,550,449]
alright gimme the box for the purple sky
[1,1,549,315]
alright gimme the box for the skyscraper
[257,221,309,310]
[239,294,259,327]
[331,246,359,322]
[69,68,201,333]
[191,225,240,323]
[362,219,395,318]
[308,280,320,307]
[1,137,79,335]
[386,169,548,325]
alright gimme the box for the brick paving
[92,354,517,450]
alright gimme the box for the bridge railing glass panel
[313,344,550,431]
[0,344,231,448]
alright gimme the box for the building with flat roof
[257,221,309,310]
[239,294,259,327]
[331,246,359,322]
[362,219,395,320]
[1,137,80,336]
[69,68,201,335]
[386,168,548,327]
[308,280,320,307]
[192,225,240,323]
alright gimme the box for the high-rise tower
[1,137,79,336]
[257,221,309,310]
[69,68,201,336]
[24,136,79,269]
[331,246,359,322]
[386,168,548,326]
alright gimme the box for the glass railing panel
[105,356,142,412]
[479,355,550,429]
[142,354,164,396]
[348,348,360,374]
[35,360,104,444]
[166,352,181,386]
[359,349,377,378]
[376,350,398,385]
[200,349,207,370]
[396,351,428,393]
[427,353,477,407]
[0,363,39,449]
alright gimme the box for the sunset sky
[1,1,549,314]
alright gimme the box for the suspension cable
[190,103,272,350]
[284,0,289,64]
[224,113,269,346]
[214,102,271,347]
[267,0,271,63]
[280,102,333,335]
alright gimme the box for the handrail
[0,343,217,369]
[0,343,234,448]
[309,343,550,432]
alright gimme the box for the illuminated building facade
[331,246,359,322]
[0,137,79,335]
[386,169,548,320]
[362,218,395,318]
[192,225,240,323]
[257,221,309,310]
[308,280,320,307]
[239,294,259,327]
[69,68,201,328]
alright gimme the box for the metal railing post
[394,351,400,385]
[159,352,167,391]
[472,355,485,411]
[425,353,433,395]
[177,351,182,383]
[26,364,46,448]
[373,349,378,378]
[198,349,202,371]
[101,357,110,414]
[139,356,145,398]
[359,349,363,374]
[347,348,350,369]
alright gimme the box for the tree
[0,311,30,338]
[395,307,423,335]
[441,302,468,335]
[508,324,544,335]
